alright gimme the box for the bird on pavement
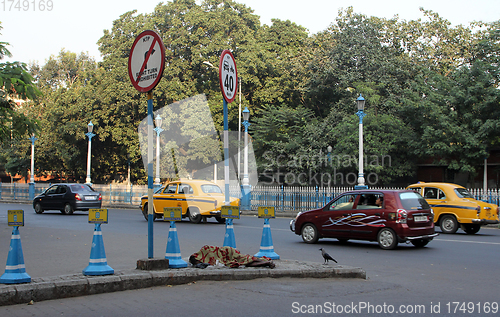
[319,248,337,264]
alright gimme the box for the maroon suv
[290,190,438,249]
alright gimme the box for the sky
[1,0,500,65]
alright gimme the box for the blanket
[191,245,264,268]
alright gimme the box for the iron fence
[1,183,499,213]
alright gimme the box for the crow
[319,248,337,264]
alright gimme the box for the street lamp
[241,107,251,210]
[355,94,368,189]
[327,145,332,165]
[28,133,37,200]
[85,121,96,185]
[154,114,164,188]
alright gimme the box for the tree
[0,22,40,141]
[29,50,102,182]
[0,22,41,180]
[305,8,417,118]
[252,104,315,183]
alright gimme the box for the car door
[153,183,178,216]
[178,184,194,215]
[350,193,386,239]
[53,185,68,210]
[317,193,357,239]
[41,185,59,209]
[423,187,446,220]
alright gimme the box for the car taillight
[476,206,481,218]
[497,206,499,217]
[214,200,217,207]
[396,209,407,224]
[98,193,102,201]
[74,193,82,201]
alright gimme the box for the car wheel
[188,208,202,224]
[410,238,431,248]
[440,215,458,234]
[215,216,225,224]
[377,228,398,250]
[62,203,74,215]
[462,224,481,235]
[34,202,44,214]
[301,223,319,244]
[142,204,151,221]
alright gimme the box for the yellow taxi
[140,180,240,224]
[407,182,499,234]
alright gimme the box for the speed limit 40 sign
[219,50,238,103]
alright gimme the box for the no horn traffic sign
[128,30,165,93]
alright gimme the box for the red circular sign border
[218,49,238,103]
[128,30,166,93]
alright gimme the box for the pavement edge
[0,261,365,306]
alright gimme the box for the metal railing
[1,183,499,213]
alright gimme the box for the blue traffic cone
[83,224,114,276]
[223,218,236,248]
[165,221,187,268]
[0,226,31,284]
[254,218,280,260]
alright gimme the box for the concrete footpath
[0,260,366,306]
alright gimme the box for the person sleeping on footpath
[189,245,276,269]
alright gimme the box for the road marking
[435,238,500,245]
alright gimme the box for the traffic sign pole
[218,50,238,248]
[128,30,165,259]
[223,98,230,205]
[147,91,154,258]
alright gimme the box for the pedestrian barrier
[164,221,187,268]
[82,224,114,276]
[0,226,31,284]
[254,218,280,260]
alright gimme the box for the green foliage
[0,23,40,180]
[2,4,498,186]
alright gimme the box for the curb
[0,260,365,306]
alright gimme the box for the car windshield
[69,184,95,192]
[200,184,223,194]
[155,186,165,194]
[399,192,430,210]
[455,188,474,198]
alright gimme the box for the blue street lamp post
[153,114,164,191]
[85,121,96,185]
[28,133,37,200]
[241,107,251,210]
[355,94,368,190]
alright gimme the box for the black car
[33,183,102,215]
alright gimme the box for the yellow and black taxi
[407,182,499,234]
[140,180,240,224]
